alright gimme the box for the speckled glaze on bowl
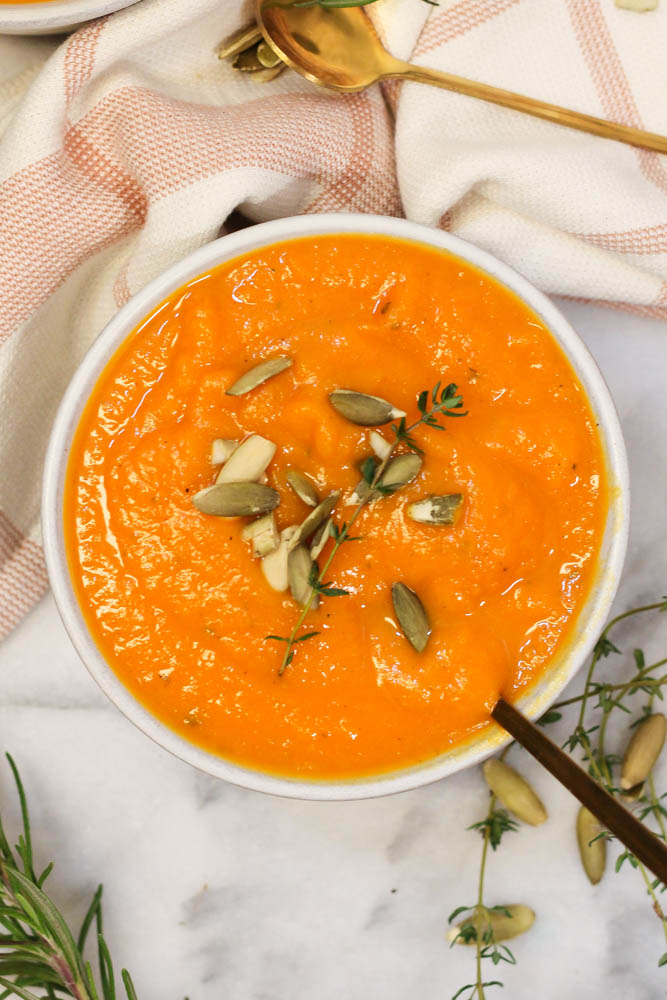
[0,0,139,35]
[42,214,630,800]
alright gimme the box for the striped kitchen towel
[0,0,665,638]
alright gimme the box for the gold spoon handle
[394,62,667,154]
[492,698,667,884]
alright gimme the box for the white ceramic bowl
[0,0,139,35]
[42,214,630,800]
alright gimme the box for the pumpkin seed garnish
[621,781,646,803]
[369,429,391,460]
[344,481,370,507]
[226,356,292,396]
[482,760,547,826]
[346,452,422,505]
[232,45,268,73]
[241,513,279,558]
[267,378,466,675]
[211,438,239,465]
[310,518,332,560]
[217,24,262,60]
[286,469,319,507]
[288,545,319,609]
[216,434,276,484]
[620,713,666,790]
[407,493,464,526]
[329,389,405,427]
[378,453,422,492]
[288,491,340,550]
[261,525,298,592]
[576,806,606,885]
[391,582,431,653]
[256,40,282,68]
[448,904,535,945]
[193,482,280,518]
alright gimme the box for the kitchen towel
[0,0,665,638]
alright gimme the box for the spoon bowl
[256,3,393,92]
[256,0,667,154]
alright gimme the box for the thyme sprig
[452,596,667,996]
[544,598,667,965]
[268,380,465,675]
[0,754,139,1000]
[449,749,519,1000]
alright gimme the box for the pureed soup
[65,235,607,780]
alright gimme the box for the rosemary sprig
[0,754,139,1000]
[268,380,465,674]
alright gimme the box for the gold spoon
[256,2,667,155]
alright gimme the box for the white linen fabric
[0,0,665,637]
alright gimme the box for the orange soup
[65,235,607,780]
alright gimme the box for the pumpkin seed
[344,480,371,507]
[289,491,340,550]
[391,582,431,653]
[217,24,262,60]
[288,544,319,609]
[407,493,464,526]
[241,513,279,558]
[576,806,606,885]
[329,389,405,426]
[622,781,645,803]
[261,526,298,592]
[232,45,267,73]
[216,435,276,484]
[379,453,422,491]
[482,759,547,826]
[226,356,292,396]
[286,469,319,507]
[369,430,392,460]
[256,40,282,68]
[193,482,279,518]
[241,64,285,83]
[621,713,666,790]
[310,518,332,560]
[211,438,239,465]
[448,904,535,945]
[615,0,657,10]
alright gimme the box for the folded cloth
[0,0,665,639]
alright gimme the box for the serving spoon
[493,697,667,884]
[256,2,667,155]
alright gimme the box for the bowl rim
[0,0,140,33]
[42,212,630,800]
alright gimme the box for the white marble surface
[0,299,666,1000]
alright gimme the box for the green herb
[271,380,465,674]
[551,598,667,965]
[0,754,140,1000]
[393,382,466,455]
[449,749,524,1000]
[452,596,667,995]
[330,522,361,543]
[293,0,383,8]
[292,0,440,7]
